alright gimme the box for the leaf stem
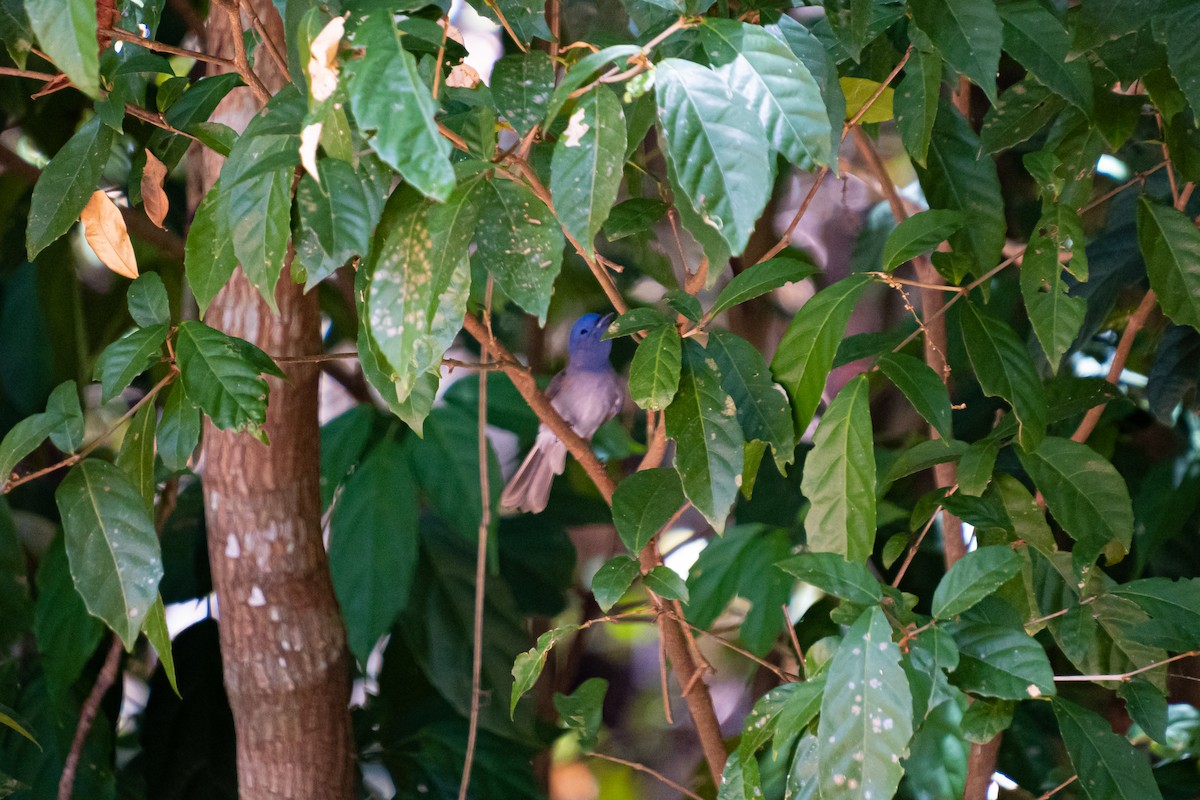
[1053,650,1199,683]
[588,751,706,800]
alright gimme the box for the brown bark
[192,3,355,797]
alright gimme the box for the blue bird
[501,313,624,514]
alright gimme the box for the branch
[459,282,494,800]
[100,26,232,66]
[58,635,123,800]
[1053,650,1199,683]
[588,752,706,800]
[219,0,271,104]
[1036,775,1078,800]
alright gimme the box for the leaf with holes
[817,606,913,800]
[511,624,579,716]
[550,87,625,257]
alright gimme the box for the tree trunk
[191,3,355,797]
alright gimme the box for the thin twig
[483,0,527,52]
[1035,775,1078,800]
[58,635,123,800]
[844,46,912,131]
[100,26,233,66]
[588,752,705,800]
[431,14,450,101]
[758,166,830,264]
[2,371,175,494]
[220,1,271,104]
[124,104,200,141]
[782,604,805,672]
[891,502,942,587]
[664,610,796,682]
[0,66,56,81]
[242,0,289,78]
[1053,650,1199,683]
[459,279,495,800]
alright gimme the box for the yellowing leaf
[308,15,345,102]
[141,149,169,229]
[841,77,894,124]
[81,191,138,280]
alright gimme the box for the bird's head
[567,312,615,369]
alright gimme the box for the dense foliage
[0,0,1199,798]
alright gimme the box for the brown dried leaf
[446,63,481,89]
[141,150,169,229]
[81,191,138,279]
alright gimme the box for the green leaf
[1119,680,1168,744]
[603,198,668,242]
[1053,697,1164,800]
[1161,1,1200,127]
[174,321,275,435]
[949,616,1055,700]
[885,437,967,483]
[365,192,472,401]
[655,58,771,256]
[880,210,964,272]
[959,698,1014,744]
[685,525,794,656]
[708,329,796,471]
[960,301,1047,451]
[554,677,607,752]
[908,0,1001,102]
[592,555,640,613]
[1137,197,1200,332]
[472,179,564,324]
[644,565,688,602]
[612,468,686,554]
[709,257,818,319]
[185,184,237,319]
[980,79,1067,154]
[545,45,641,128]
[0,413,56,487]
[817,606,913,800]
[895,45,941,166]
[802,374,875,563]
[0,0,32,69]
[34,537,103,700]
[876,352,953,440]
[142,596,178,696]
[905,626,961,720]
[771,273,871,435]
[603,307,672,339]
[0,703,38,751]
[550,87,625,257]
[776,552,882,606]
[44,380,83,453]
[914,100,1005,274]
[116,401,157,512]
[294,159,374,290]
[55,460,163,648]
[1021,204,1088,370]
[511,623,578,716]
[348,12,454,201]
[664,289,702,322]
[629,324,682,411]
[225,166,291,313]
[763,14,845,166]
[156,382,200,472]
[998,2,1092,112]
[25,0,98,97]
[841,77,895,123]
[26,116,113,259]
[821,0,871,61]
[1018,437,1133,567]
[705,21,833,168]
[330,438,419,664]
[932,546,1021,619]
[407,406,501,540]
[957,439,998,497]
[492,51,555,140]
[1109,577,1200,648]
[149,73,244,168]
[128,273,170,328]
[93,324,168,404]
[665,340,743,532]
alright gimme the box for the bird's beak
[598,312,616,335]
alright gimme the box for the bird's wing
[544,369,567,401]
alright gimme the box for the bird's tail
[500,429,567,514]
